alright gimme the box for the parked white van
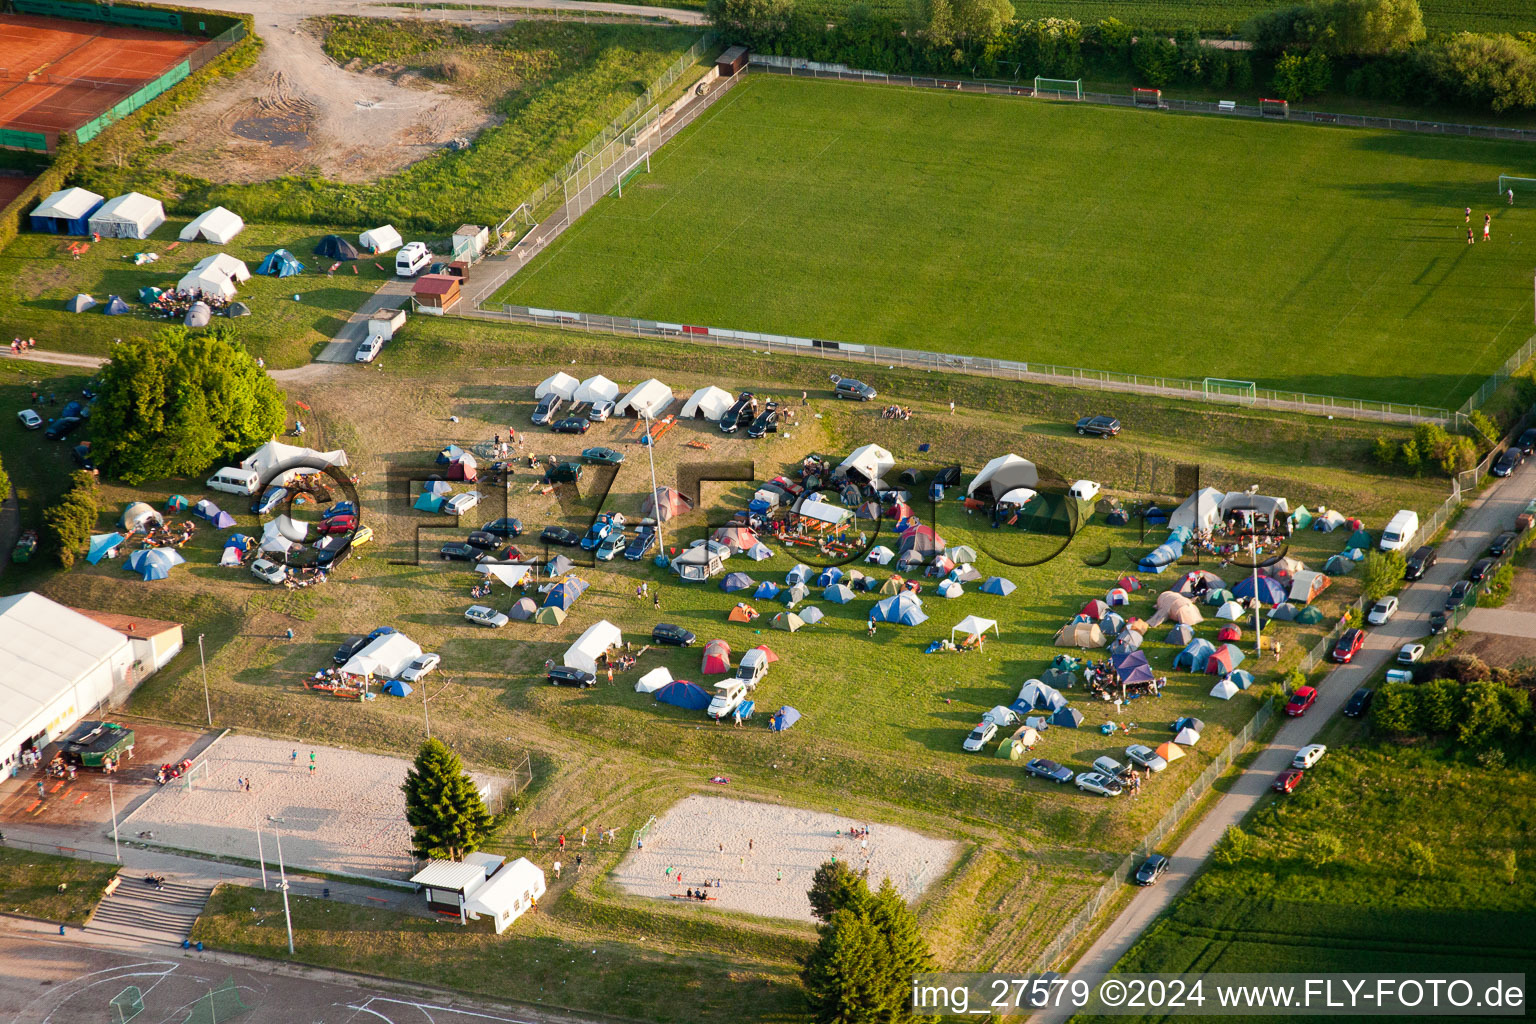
[395,241,432,277]
[206,466,261,496]
[1379,509,1419,552]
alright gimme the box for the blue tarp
[655,680,712,710]
[257,248,305,277]
[720,572,754,593]
[382,679,413,697]
[86,532,124,565]
[872,592,927,626]
[1233,575,1287,606]
[771,705,801,731]
[980,576,1016,596]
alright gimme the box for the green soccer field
[496,75,1536,409]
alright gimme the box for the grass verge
[0,847,119,925]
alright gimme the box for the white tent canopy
[476,563,533,588]
[342,632,423,679]
[681,385,733,421]
[241,439,349,486]
[1210,679,1239,700]
[968,454,1038,498]
[574,374,619,405]
[1170,486,1224,532]
[564,620,621,676]
[177,253,250,300]
[33,186,102,222]
[951,614,999,640]
[838,444,893,485]
[616,378,674,417]
[179,206,244,244]
[535,372,579,400]
[635,666,674,693]
[796,498,851,526]
[359,224,403,254]
[259,515,307,553]
[464,858,546,934]
[88,192,165,239]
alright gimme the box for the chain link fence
[1030,698,1275,972]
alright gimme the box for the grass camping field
[0,315,1465,1020]
[1082,742,1536,1023]
[497,74,1536,409]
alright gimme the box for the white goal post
[1498,175,1536,197]
[1203,378,1258,404]
[182,759,211,791]
[1034,77,1082,100]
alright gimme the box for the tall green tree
[1360,549,1406,602]
[401,738,495,861]
[810,859,870,922]
[92,326,285,485]
[0,452,11,506]
[802,870,936,1023]
[43,470,99,568]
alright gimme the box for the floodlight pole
[108,781,119,862]
[422,680,431,740]
[1251,534,1264,657]
[644,409,664,553]
[255,828,267,890]
[197,633,211,726]
[275,829,295,955]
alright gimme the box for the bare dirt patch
[611,794,959,923]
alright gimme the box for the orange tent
[1154,741,1185,762]
[728,605,756,623]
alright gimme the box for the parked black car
[1470,557,1495,582]
[1520,427,1536,455]
[484,517,523,537]
[44,416,84,440]
[1493,447,1524,477]
[1490,531,1519,557]
[1134,854,1169,886]
[466,531,500,550]
[719,392,757,433]
[1427,610,1449,634]
[1024,758,1074,783]
[1343,687,1375,718]
[624,527,657,560]
[541,525,582,547]
[1404,545,1437,580]
[551,417,591,434]
[652,623,697,647]
[71,442,94,470]
[548,665,596,688]
[333,635,368,664]
[440,542,480,561]
[747,402,779,439]
[1445,580,1472,611]
[1075,415,1121,437]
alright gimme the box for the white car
[355,334,384,363]
[17,409,42,429]
[1292,743,1327,769]
[588,400,615,421]
[1367,596,1399,625]
[250,558,287,585]
[1075,771,1124,797]
[1398,643,1425,664]
[1125,744,1168,772]
[464,605,508,628]
[400,653,441,682]
[443,491,481,516]
[962,720,998,752]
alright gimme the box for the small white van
[1379,509,1419,552]
[395,241,432,277]
[206,466,261,496]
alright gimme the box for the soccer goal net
[109,986,144,1024]
[1498,175,1536,197]
[1203,378,1258,403]
[1259,97,1289,118]
[631,815,656,849]
[182,758,211,791]
[1034,77,1082,100]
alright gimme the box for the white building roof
[0,593,129,740]
[410,859,489,892]
[464,857,546,931]
[34,187,103,220]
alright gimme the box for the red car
[1285,686,1318,717]
[1272,768,1304,793]
[317,515,357,535]
[1330,628,1365,663]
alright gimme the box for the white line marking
[362,997,536,1023]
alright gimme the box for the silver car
[962,720,998,752]
[464,605,508,628]
[250,558,287,585]
[1075,771,1124,797]
[1124,744,1168,772]
[400,653,441,681]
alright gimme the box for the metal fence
[0,833,120,865]
[1456,335,1536,425]
[1031,698,1275,972]
[753,61,1536,143]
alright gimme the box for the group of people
[139,519,196,550]
[146,288,233,321]
[283,565,329,589]
[8,337,37,354]
[880,405,914,420]
[155,759,194,785]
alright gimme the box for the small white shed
[464,857,546,933]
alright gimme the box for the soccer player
[1484,214,1491,241]
[1466,207,1471,223]
[1468,227,1475,245]
[1510,189,1516,206]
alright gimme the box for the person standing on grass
[1466,206,1472,223]
[1484,214,1491,242]
[653,592,661,611]
[532,827,538,848]
[949,400,955,415]
[1509,188,1516,205]
[554,860,562,879]
[581,825,587,846]
[576,852,583,873]
[559,832,566,851]
[1468,227,1475,245]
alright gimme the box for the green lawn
[1079,740,1536,1023]
[0,847,120,925]
[496,74,1536,409]
[0,222,390,367]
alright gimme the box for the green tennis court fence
[0,128,49,152]
[74,59,189,143]
[13,0,182,30]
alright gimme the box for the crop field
[497,74,1536,409]
[1082,742,1536,1023]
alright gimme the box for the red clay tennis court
[0,14,202,147]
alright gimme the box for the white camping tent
[951,614,999,640]
[1170,486,1224,532]
[1210,679,1239,700]
[535,372,579,400]
[838,444,894,486]
[258,515,306,553]
[464,858,546,934]
[342,632,423,679]
[564,620,621,676]
[796,498,851,527]
[574,374,619,405]
[681,385,733,421]
[476,563,532,588]
[616,378,674,417]
[88,192,165,239]
[635,666,673,693]
[177,253,250,300]
[241,439,349,486]
[359,224,403,255]
[968,454,1038,499]
[32,186,103,228]
[179,206,244,244]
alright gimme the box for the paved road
[1460,606,1536,637]
[315,278,414,363]
[1032,467,1536,1022]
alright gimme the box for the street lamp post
[197,633,211,727]
[421,680,431,739]
[1251,533,1264,657]
[255,828,267,890]
[108,780,119,862]
[275,829,295,955]
[644,409,664,554]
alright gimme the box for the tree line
[708,0,1536,111]
[1372,654,1536,748]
